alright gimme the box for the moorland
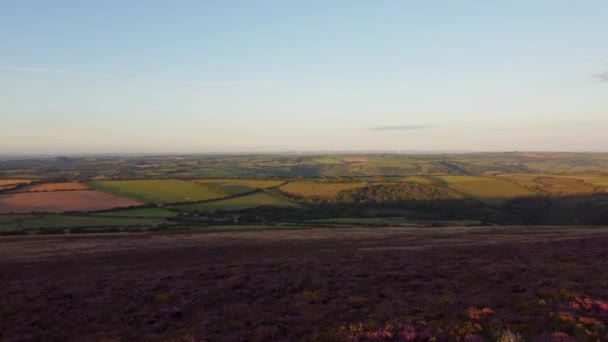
[2,152,608,341]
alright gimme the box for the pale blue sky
[1,1,607,153]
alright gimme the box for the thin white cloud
[368,124,436,131]
[0,65,284,87]
[187,80,284,87]
[595,71,608,82]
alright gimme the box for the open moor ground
[2,227,608,341]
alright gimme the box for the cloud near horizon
[368,124,436,131]
[594,71,608,82]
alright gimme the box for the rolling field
[0,190,142,214]
[88,180,226,204]
[437,175,533,205]
[175,191,298,212]
[279,180,368,199]
[196,179,284,195]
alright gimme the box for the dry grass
[13,182,89,192]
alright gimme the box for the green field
[587,177,608,187]
[88,180,226,204]
[92,207,178,218]
[196,179,284,195]
[175,192,299,212]
[437,175,533,205]
[0,214,166,231]
[498,174,542,189]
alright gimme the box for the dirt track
[2,226,608,341]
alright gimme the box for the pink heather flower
[468,307,483,320]
[402,326,417,341]
[365,323,395,340]
[578,316,599,325]
[595,300,608,311]
[583,298,593,309]
[552,332,571,342]
[481,307,494,315]
[570,302,581,309]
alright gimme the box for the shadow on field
[192,192,608,226]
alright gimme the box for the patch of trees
[334,183,456,204]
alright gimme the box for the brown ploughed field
[0,190,142,213]
[1,226,608,341]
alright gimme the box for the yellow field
[175,192,298,212]
[196,179,284,195]
[0,179,33,190]
[587,177,608,187]
[437,176,533,206]
[279,181,368,199]
[499,174,599,194]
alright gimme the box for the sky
[1,1,607,154]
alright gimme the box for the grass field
[196,179,284,195]
[279,180,368,199]
[92,207,177,218]
[175,191,298,212]
[587,177,608,187]
[437,175,533,205]
[497,174,542,189]
[88,180,226,204]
